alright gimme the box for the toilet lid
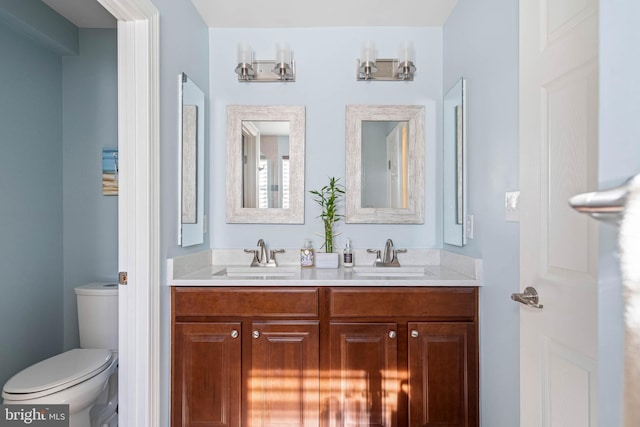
[3,348,112,395]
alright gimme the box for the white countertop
[168,249,482,287]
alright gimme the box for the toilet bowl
[2,282,119,427]
[2,349,118,427]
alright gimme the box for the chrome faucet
[244,239,284,267]
[257,239,268,265]
[382,239,394,264]
[367,239,406,267]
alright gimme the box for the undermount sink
[352,266,430,277]
[213,266,300,278]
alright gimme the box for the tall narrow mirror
[346,105,424,223]
[178,73,205,247]
[226,105,305,223]
[443,78,467,246]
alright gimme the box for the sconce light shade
[235,42,295,82]
[399,41,415,63]
[273,42,293,80]
[356,40,417,81]
[235,43,255,81]
[358,41,378,80]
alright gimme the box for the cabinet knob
[252,330,260,339]
[230,329,239,338]
[411,330,419,338]
[388,331,397,339]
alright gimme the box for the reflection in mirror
[179,73,205,247]
[361,121,409,208]
[227,106,305,223]
[443,78,467,246]
[241,121,290,209]
[346,105,424,224]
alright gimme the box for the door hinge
[118,271,128,285]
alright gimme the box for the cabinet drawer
[329,287,477,320]
[173,287,319,318]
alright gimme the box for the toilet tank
[75,282,118,350]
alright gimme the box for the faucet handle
[268,249,285,266]
[367,249,382,264]
[389,248,407,267]
[244,248,260,267]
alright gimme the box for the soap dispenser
[343,238,354,267]
[301,239,314,267]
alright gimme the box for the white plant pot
[315,252,339,269]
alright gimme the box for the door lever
[511,286,543,309]
[569,174,640,222]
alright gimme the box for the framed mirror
[178,73,205,247]
[226,105,305,223]
[443,78,467,246]
[346,105,425,223]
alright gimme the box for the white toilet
[2,282,119,427]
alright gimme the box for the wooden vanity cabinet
[172,286,478,427]
[172,288,321,427]
[172,321,242,427]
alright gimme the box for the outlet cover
[465,215,474,239]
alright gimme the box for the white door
[518,0,599,425]
[386,123,406,208]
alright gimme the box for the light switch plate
[505,191,520,222]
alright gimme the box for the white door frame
[97,0,160,426]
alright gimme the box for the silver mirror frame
[178,73,205,247]
[226,105,305,223]
[345,105,425,224]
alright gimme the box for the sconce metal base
[356,58,415,81]
[236,59,296,82]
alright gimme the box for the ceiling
[192,0,458,27]
[41,0,457,29]
[41,0,116,28]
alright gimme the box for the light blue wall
[62,29,118,350]
[0,0,77,56]
[209,27,442,250]
[152,1,210,426]
[0,3,118,388]
[0,22,65,386]
[443,0,520,426]
[598,2,640,425]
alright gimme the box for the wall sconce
[357,41,416,81]
[235,42,296,82]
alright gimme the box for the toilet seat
[2,348,113,401]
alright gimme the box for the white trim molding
[98,0,160,426]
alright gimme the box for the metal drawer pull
[411,330,419,338]
[230,329,239,338]
[388,331,396,339]
[511,286,543,309]
[252,330,260,339]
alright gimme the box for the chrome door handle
[569,174,639,222]
[511,286,543,309]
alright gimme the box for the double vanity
[173,71,475,425]
[169,248,481,427]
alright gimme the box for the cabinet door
[408,322,478,427]
[173,322,242,427]
[329,323,398,427]
[249,321,320,427]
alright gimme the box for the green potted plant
[310,176,345,268]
